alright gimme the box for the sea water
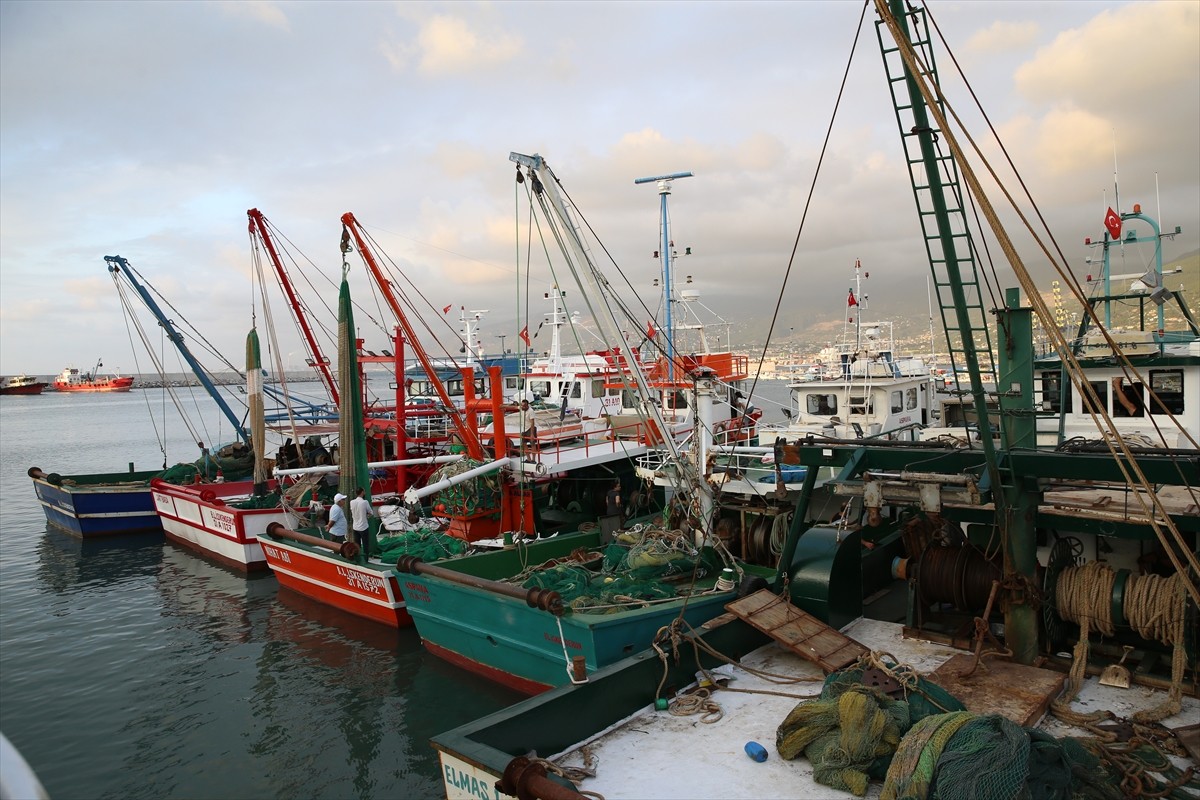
[0,387,522,800]
[0,379,795,799]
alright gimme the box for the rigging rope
[876,0,1200,609]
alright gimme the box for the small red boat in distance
[0,375,48,395]
[54,360,134,393]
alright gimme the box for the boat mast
[340,212,484,460]
[247,208,339,407]
[635,171,693,384]
[105,255,250,446]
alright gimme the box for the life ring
[200,488,217,503]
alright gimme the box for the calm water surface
[0,389,523,800]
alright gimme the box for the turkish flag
[647,321,656,339]
[442,304,453,314]
[1104,207,1122,240]
[519,326,530,347]
[847,289,858,307]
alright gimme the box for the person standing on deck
[326,493,348,543]
[350,487,375,548]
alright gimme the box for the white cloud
[966,20,1041,54]
[381,12,523,75]
[217,0,290,32]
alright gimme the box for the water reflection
[156,541,277,645]
[35,527,163,594]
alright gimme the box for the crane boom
[247,208,339,407]
[105,255,250,446]
[339,212,483,459]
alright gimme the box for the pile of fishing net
[427,458,501,516]
[229,491,283,510]
[376,529,468,562]
[519,527,711,614]
[159,463,201,485]
[775,658,1165,799]
[878,711,1126,800]
[775,660,966,796]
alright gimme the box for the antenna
[635,171,693,383]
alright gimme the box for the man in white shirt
[349,487,375,547]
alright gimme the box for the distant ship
[54,361,134,393]
[0,375,48,395]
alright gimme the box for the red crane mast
[247,208,340,407]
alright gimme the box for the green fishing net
[518,527,709,614]
[377,530,468,562]
[427,458,501,515]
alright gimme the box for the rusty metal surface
[396,555,564,616]
[929,653,1064,727]
[498,756,587,800]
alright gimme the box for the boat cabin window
[1111,378,1144,418]
[1040,372,1066,413]
[621,389,639,410]
[890,391,903,413]
[665,390,687,411]
[906,388,918,410]
[849,394,872,415]
[1081,380,1107,415]
[1149,369,1185,415]
[590,380,605,399]
[806,394,837,415]
[529,380,552,401]
[570,381,582,399]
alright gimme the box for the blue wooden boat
[28,467,162,537]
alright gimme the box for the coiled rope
[1052,562,1189,726]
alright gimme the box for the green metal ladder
[875,3,1003,471]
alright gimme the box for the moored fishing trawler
[257,212,673,626]
[53,360,134,392]
[0,374,47,395]
[430,3,1198,797]
[394,153,779,692]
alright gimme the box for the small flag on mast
[442,304,453,314]
[646,320,656,339]
[519,326,531,347]
[847,289,858,308]
[1104,207,1122,240]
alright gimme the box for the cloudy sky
[2,0,1197,377]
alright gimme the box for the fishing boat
[430,3,1198,797]
[392,154,782,692]
[256,213,669,626]
[29,256,257,537]
[28,465,164,536]
[0,375,47,395]
[52,361,134,392]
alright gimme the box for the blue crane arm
[105,255,250,446]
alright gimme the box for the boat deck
[539,618,1198,800]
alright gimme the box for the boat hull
[259,536,412,627]
[150,478,289,572]
[0,383,46,395]
[401,533,764,694]
[31,471,162,537]
[53,377,135,392]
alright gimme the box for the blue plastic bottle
[744,741,768,762]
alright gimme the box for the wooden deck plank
[726,589,868,674]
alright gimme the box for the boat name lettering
[444,764,501,800]
[404,581,431,603]
[543,631,582,650]
[262,545,291,564]
[335,566,384,594]
[209,509,235,533]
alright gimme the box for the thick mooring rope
[1053,563,1189,725]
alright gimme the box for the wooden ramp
[726,589,868,674]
